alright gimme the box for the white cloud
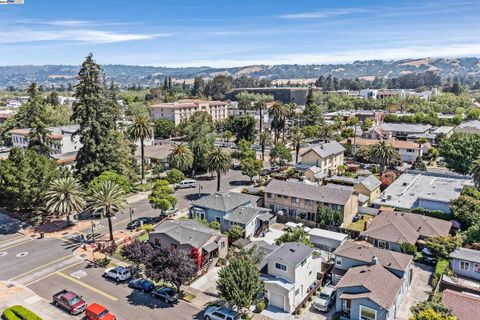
[0,29,173,44]
[280,8,369,19]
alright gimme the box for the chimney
[371,256,378,265]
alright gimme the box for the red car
[52,290,86,315]
[85,303,116,320]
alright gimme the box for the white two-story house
[262,242,321,314]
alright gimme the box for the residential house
[262,242,321,313]
[0,110,14,124]
[341,138,425,162]
[454,120,480,134]
[326,175,382,205]
[323,110,385,125]
[148,219,228,268]
[243,240,279,271]
[150,99,229,125]
[299,141,345,176]
[449,247,480,281]
[308,228,348,252]
[361,211,452,252]
[190,192,273,238]
[333,240,413,320]
[263,179,359,225]
[372,170,472,213]
[369,123,432,140]
[442,289,480,320]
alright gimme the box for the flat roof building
[226,87,317,106]
[150,99,229,125]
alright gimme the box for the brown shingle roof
[337,264,402,309]
[334,240,412,273]
[442,289,480,320]
[263,179,353,205]
[361,211,452,245]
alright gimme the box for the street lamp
[90,221,96,243]
[129,207,134,222]
[198,183,203,196]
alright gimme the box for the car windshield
[319,293,330,300]
[68,297,81,305]
[98,310,109,317]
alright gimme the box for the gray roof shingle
[191,192,253,212]
[151,219,217,248]
[301,141,345,159]
[264,179,353,205]
[225,206,266,225]
[267,242,313,266]
[358,175,382,192]
[450,247,480,264]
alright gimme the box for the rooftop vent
[371,256,378,265]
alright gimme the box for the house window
[291,197,300,204]
[407,149,414,153]
[460,261,470,271]
[300,258,307,267]
[305,199,313,206]
[475,264,480,273]
[220,241,225,249]
[267,193,273,198]
[154,239,161,246]
[216,217,221,223]
[336,257,342,266]
[359,305,377,320]
[275,263,287,271]
[377,240,389,250]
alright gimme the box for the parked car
[126,217,160,230]
[176,179,197,189]
[313,285,336,312]
[151,287,179,304]
[270,165,280,172]
[103,266,131,282]
[52,290,87,315]
[85,303,116,320]
[128,278,155,292]
[204,306,239,320]
[261,168,271,176]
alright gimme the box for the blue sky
[1,0,480,67]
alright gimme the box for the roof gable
[191,192,253,212]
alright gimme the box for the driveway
[396,263,434,320]
[297,304,335,320]
[190,266,220,298]
[252,223,285,245]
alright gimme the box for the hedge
[2,306,43,320]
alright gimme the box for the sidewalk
[0,281,72,320]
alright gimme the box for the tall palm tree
[207,147,231,192]
[471,157,480,190]
[259,131,272,161]
[128,115,154,183]
[370,141,398,173]
[167,143,194,172]
[291,127,305,163]
[45,177,86,225]
[87,181,126,241]
[269,102,287,143]
[254,94,273,134]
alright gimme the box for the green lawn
[346,215,372,232]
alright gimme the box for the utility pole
[129,207,134,222]
[91,221,96,243]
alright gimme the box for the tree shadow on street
[185,193,210,201]
[125,290,177,309]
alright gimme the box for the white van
[178,179,197,189]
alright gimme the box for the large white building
[150,99,229,125]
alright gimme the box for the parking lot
[28,261,203,320]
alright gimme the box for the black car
[151,287,179,304]
[128,278,155,292]
[126,217,160,230]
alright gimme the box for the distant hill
[1,57,479,88]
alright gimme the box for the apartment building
[300,141,345,179]
[149,99,229,125]
[341,138,424,162]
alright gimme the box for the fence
[293,263,333,315]
[276,214,361,239]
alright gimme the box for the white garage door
[269,292,285,311]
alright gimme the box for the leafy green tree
[232,139,256,161]
[223,130,233,142]
[166,168,185,184]
[217,254,262,315]
[167,143,194,172]
[410,295,455,320]
[0,147,58,211]
[45,90,60,106]
[71,54,130,184]
[401,242,418,255]
[361,118,373,132]
[269,143,292,166]
[87,181,126,241]
[204,75,233,100]
[148,180,177,217]
[258,131,272,161]
[316,207,343,226]
[471,157,480,190]
[154,118,175,138]
[226,115,256,142]
[301,125,321,140]
[45,177,86,225]
[370,140,399,172]
[440,133,480,174]
[207,147,231,192]
[275,227,313,247]
[240,158,263,182]
[209,221,221,230]
[410,308,456,320]
[425,235,462,259]
[236,91,256,114]
[227,225,244,242]
[88,171,132,193]
[464,223,480,244]
[191,76,205,96]
[450,187,480,229]
[128,114,153,183]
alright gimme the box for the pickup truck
[52,290,87,315]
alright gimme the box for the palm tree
[254,94,273,134]
[370,141,398,173]
[207,147,231,192]
[259,131,272,161]
[87,181,126,241]
[167,143,194,172]
[269,102,286,143]
[45,177,86,225]
[128,115,154,183]
[471,157,480,190]
[291,127,305,163]
[237,91,254,115]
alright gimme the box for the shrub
[296,309,302,315]
[254,300,266,313]
[88,171,132,193]
[94,257,110,267]
[401,242,418,255]
[209,221,221,230]
[166,169,185,184]
[308,296,313,302]
[5,306,43,320]
[142,224,154,233]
